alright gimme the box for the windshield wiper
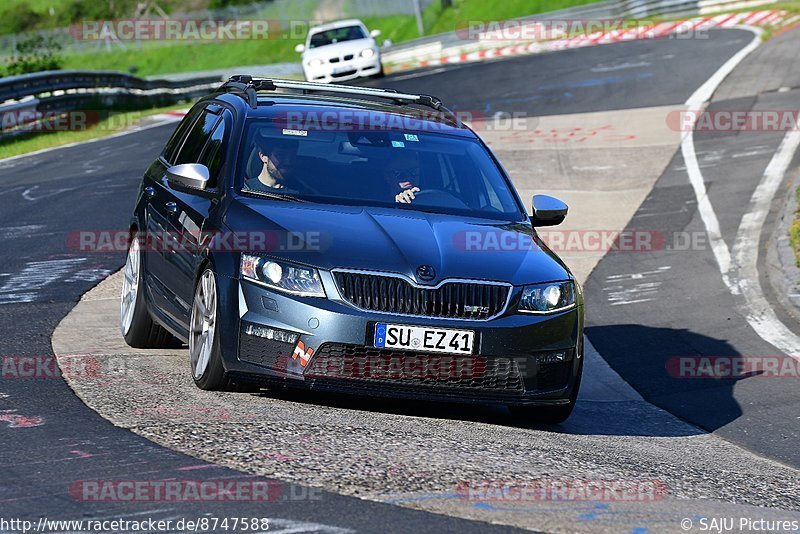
[246,191,309,203]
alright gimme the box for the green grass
[0,104,185,160]
[791,186,800,267]
[55,0,602,77]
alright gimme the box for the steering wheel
[408,189,470,210]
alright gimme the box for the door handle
[144,186,156,198]
[165,202,178,215]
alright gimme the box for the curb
[382,9,798,74]
[766,170,800,322]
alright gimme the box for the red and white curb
[385,9,800,73]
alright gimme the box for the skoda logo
[416,265,436,282]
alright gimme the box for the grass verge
[57,0,600,77]
[791,186,800,267]
[0,104,184,160]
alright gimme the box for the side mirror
[370,29,381,38]
[294,43,305,53]
[166,163,210,191]
[531,195,568,226]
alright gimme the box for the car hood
[302,38,376,60]
[226,200,572,286]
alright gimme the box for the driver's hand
[395,187,420,204]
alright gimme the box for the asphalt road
[582,30,800,468]
[0,26,798,531]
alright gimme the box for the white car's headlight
[308,58,324,68]
[360,48,375,58]
[518,281,576,314]
[241,254,325,297]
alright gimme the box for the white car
[295,19,384,83]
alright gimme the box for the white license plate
[374,323,475,355]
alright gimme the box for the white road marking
[0,225,45,240]
[22,185,78,202]
[0,258,86,304]
[603,266,671,306]
[265,519,354,534]
[680,28,764,290]
[681,26,800,359]
[731,130,800,358]
[65,268,112,283]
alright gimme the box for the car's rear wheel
[121,234,174,348]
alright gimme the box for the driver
[244,133,301,194]
[383,151,422,204]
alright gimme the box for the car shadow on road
[581,324,755,437]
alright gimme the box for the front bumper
[219,276,583,406]
[303,56,382,83]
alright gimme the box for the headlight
[241,254,325,297]
[360,48,375,58]
[308,58,324,68]
[518,281,576,314]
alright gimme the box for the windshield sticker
[391,141,405,148]
[282,128,308,137]
[404,134,419,142]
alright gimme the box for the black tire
[372,64,385,78]
[121,234,175,349]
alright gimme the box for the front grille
[305,343,524,393]
[333,272,509,320]
[331,69,357,78]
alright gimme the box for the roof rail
[218,75,459,124]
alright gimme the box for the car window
[174,110,220,166]
[197,119,226,189]
[238,119,523,222]
[309,26,366,48]
[162,106,203,163]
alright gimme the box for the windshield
[308,26,367,48]
[238,119,524,221]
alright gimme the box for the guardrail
[0,70,222,139]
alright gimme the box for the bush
[0,4,44,35]
[792,187,800,268]
[7,35,63,76]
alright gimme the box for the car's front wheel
[121,234,175,348]
[190,268,229,390]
